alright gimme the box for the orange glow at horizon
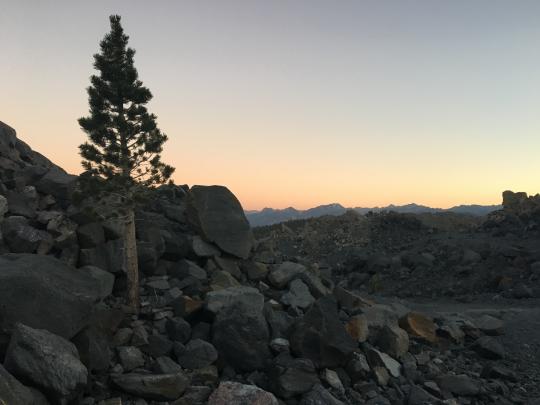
[2,1,540,211]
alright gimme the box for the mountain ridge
[246,202,501,227]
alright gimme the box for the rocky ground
[1,119,540,405]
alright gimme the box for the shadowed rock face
[187,185,254,259]
[4,323,88,402]
[0,254,102,339]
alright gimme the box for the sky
[1,1,539,210]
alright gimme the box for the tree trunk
[124,208,139,313]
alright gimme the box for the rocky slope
[0,120,539,405]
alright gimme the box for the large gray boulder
[1,216,53,253]
[4,323,88,402]
[0,254,103,338]
[34,166,77,201]
[212,296,271,371]
[187,185,253,259]
[290,296,357,368]
[0,364,49,405]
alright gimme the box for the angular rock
[175,339,218,369]
[269,354,319,398]
[376,325,409,359]
[365,347,401,378]
[472,336,505,359]
[281,279,315,309]
[243,261,269,281]
[334,286,373,311]
[399,312,438,343]
[208,381,279,405]
[79,239,124,273]
[4,323,88,402]
[1,216,52,253]
[205,286,263,314]
[154,356,182,374]
[77,222,105,248]
[0,364,48,405]
[6,187,38,218]
[436,374,480,396]
[269,261,306,288]
[34,166,77,201]
[212,299,271,371]
[187,185,254,259]
[192,235,221,257]
[112,372,190,401]
[210,270,240,291]
[165,317,192,344]
[117,346,145,371]
[290,296,357,368]
[0,254,102,338]
[80,265,115,300]
[475,314,504,336]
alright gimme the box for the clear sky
[1,1,539,210]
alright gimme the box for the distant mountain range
[245,202,501,227]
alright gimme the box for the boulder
[269,354,319,398]
[436,374,480,396]
[208,381,279,405]
[0,364,49,405]
[6,187,38,218]
[290,296,357,368]
[4,323,88,402]
[175,339,218,369]
[475,314,504,336]
[376,325,409,359]
[1,216,52,253]
[472,336,505,359]
[268,261,306,288]
[205,286,263,314]
[165,317,192,344]
[77,222,105,248]
[399,312,438,343]
[112,372,190,401]
[212,299,271,371]
[34,166,77,201]
[192,235,221,257]
[365,347,401,378]
[79,239,125,273]
[280,279,315,309]
[117,346,145,371]
[187,185,253,259]
[79,265,115,299]
[0,254,102,338]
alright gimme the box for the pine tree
[78,15,174,312]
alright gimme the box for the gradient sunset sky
[1,1,539,210]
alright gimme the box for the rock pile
[0,121,538,404]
